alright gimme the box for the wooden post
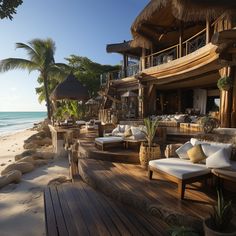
[138,83,145,118]
[219,67,232,128]
[123,53,128,77]
[206,16,210,44]
[179,21,183,58]
[231,67,236,127]
[141,48,146,70]
[177,89,182,113]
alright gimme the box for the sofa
[95,124,146,151]
[148,138,235,199]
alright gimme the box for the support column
[141,48,146,71]
[179,22,183,58]
[231,66,236,127]
[206,16,210,44]
[138,83,145,118]
[123,53,128,77]
[219,67,232,128]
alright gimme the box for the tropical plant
[217,76,233,91]
[169,226,199,236]
[65,55,120,97]
[0,38,69,119]
[207,189,233,232]
[198,116,220,133]
[0,0,22,20]
[143,118,159,148]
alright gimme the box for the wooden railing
[100,63,140,85]
[144,28,207,69]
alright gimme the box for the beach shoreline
[0,128,69,236]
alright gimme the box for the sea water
[0,112,47,136]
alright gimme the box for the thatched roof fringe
[171,0,234,22]
[131,0,169,33]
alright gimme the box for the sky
[0,0,148,111]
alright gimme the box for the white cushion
[124,125,131,131]
[131,126,146,140]
[95,137,123,144]
[206,148,231,169]
[190,138,208,146]
[149,158,210,180]
[112,127,119,136]
[175,141,193,160]
[118,125,126,133]
[174,114,186,123]
[201,144,222,157]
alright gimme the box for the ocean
[0,112,47,136]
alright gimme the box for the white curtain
[193,89,207,114]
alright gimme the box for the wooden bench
[44,180,168,236]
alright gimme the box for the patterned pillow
[187,144,207,163]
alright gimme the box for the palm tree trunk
[43,75,51,120]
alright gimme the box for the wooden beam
[179,21,183,58]
[206,16,210,44]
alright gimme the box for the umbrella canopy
[121,91,138,97]
[50,73,89,101]
[85,98,98,105]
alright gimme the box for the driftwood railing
[144,28,207,69]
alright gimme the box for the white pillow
[190,138,208,146]
[206,148,231,169]
[201,144,222,157]
[175,141,193,159]
[118,125,126,133]
[131,126,145,140]
[174,114,186,123]
[124,125,131,131]
[111,127,119,136]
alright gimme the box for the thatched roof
[106,40,142,58]
[50,73,89,101]
[131,0,236,49]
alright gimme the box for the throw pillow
[118,125,126,133]
[111,127,119,136]
[201,144,221,157]
[175,141,193,159]
[187,144,207,163]
[131,126,145,140]
[206,148,231,169]
[124,128,132,137]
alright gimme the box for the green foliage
[209,189,233,232]
[53,101,86,121]
[143,118,159,148]
[198,116,220,133]
[217,76,233,91]
[169,226,199,236]
[0,38,69,119]
[0,0,22,20]
[65,55,120,97]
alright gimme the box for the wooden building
[99,0,236,128]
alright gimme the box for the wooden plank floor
[44,180,169,236]
[78,159,228,228]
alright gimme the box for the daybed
[148,138,235,199]
[94,124,146,151]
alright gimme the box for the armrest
[165,143,183,158]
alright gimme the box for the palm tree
[0,38,68,119]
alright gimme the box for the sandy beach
[0,129,69,236]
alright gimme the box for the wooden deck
[78,159,222,231]
[44,180,169,236]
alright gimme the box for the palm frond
[15,42,40,62]
[0,58,38,72]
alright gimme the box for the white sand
[0,130,69,236]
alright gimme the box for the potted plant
[198,116,220,134]
[217,76,233,91]
[139,118,160,168]
[204,189,236,236]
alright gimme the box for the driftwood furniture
[148,158,212,199]
[44,180,168,236]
